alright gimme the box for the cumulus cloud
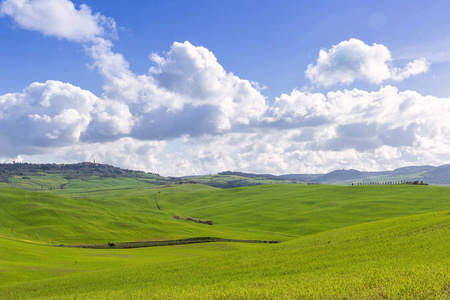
[181,85,450,176]
[0,60,448,176]
[0,80,98,154]
[81,99,134,142]
[0,36,269,158]
[0,0,115,42]
[149,41,267,130]
[87,39,268,137]
[305,38,429,87]
[265,90,330,127]
[0,0,448,175]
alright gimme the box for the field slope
[0,210,448,299]
[160,184,450,237]
[0,183,449,298]
[1,184,449,244]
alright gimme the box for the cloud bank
[0,0,448,176]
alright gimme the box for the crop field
[0,178,449,299]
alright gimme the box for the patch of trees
[173,215,214,225]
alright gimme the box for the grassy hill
[0,162,173,192]
[0,176,449,298]
[0,162,301,190]
[0,210,448,299]
[160,184,450,237]
[180,172,299,188]
[284,164,450,185]
[1,184,449,244]
[0,185,247,244]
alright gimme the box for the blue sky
[0,0,449,175]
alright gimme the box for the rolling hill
[0,210,448,299]
[0,163,449,298]
[283,163,450,185]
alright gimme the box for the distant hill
[0,162,164,184]
[1,162,449,188]
[315,169,373,182]
[218,171,289,181]
[180,172,298,188]
[283,164,450,185]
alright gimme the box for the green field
[181,173,298,188]
[0,178,449,299]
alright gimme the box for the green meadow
[0,177,449,299]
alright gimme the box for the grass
[3,172,174,193]
[8,173,68,190]
[0,233,263,286]
[160,184,450,237]
[183,173,298,187]
[0,210,448,299]
[0,180,449,298]
[1,184,449,245]
[0,186,258,244]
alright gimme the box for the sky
[0,0,449,176]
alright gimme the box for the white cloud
[87,40,268,138]
[0,80,97,153]
[149,41,268,130]
[266,90,330,126]
[179,85,450,175]
[0,0,115,42]
[0,37,270,158]
[0,1,447,175]
[81,99,134,142]
[305,38,429,87]
[0,67,448,176]
[391,58,430,81]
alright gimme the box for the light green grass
[1,182,449,299]
[8,173,68,190]
[160,184,450,237]
[4,173,172,194]
[0,186,262,244]
[1,184,449,244]
[0,234,263,286]
[1,210,448,299]
[185,173,297,186]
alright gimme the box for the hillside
[0,162,300,190]
[0,162,161,181]
[1,210,449,299]
[1,184,449,244]
[283,163,450,185]
[0,166,449,298]
[160,184,450,237]
[2,162,449,189]
[180,171,298,188]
